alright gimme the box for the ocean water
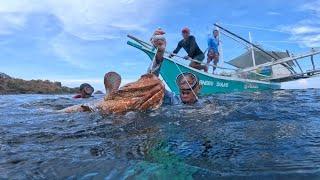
[0,89,320,179]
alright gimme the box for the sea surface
[1,89,320,179]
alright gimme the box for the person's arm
[59,100,102,113]
[172,41,182,54]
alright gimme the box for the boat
[126,24,320,96]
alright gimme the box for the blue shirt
[207,36,219,53]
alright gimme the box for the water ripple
[0,89,320,179]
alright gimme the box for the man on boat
[169,27,208,72]
[206,29,220,74]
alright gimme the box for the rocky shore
[0,73,79,94]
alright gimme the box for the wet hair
[80,83,90,91]
[80,83,94,95]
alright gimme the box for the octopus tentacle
[98,73,165,115]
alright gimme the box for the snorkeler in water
[73,83,94,99]
[163,72,200,105]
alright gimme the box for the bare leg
[212,54,219,74]
[205,58,211,73]
[207,50,216,73]
[206,57,213,73]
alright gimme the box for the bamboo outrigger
[127,24,320,96]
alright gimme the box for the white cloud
[280,1,320,48]
[291,34,320,47]
[0,0,166,40]
[51,38,88,69]
[284,26,320,35]
[60,78,102,84]
[0,0,168,68]
[0,13,27,35]
[301,0,320,16]
[267,11,281,16]
[282,77,320,89]
[281,26,320,47]
[280,25,320,47]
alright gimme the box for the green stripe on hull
[128,41,280,96]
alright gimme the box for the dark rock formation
[94,90,104,95]
[0,73,79,94]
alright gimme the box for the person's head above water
[79,83,94,98]
[176,73,200,104]
[181,27,190,40]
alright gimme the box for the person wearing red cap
[169,27,208,71]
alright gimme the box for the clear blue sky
[0,0,319,91]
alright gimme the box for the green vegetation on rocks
[0,73,79,94]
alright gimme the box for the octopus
[62,29,167,115]
[62,73,165,115]
[100,73,165,114]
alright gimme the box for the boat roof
[227,49,290,69]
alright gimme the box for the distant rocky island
[94,90,104,94]
[0,72,79,94]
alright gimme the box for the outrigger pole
[241,50,320,73]
[214,23,296,74]
[214,23,320,82]
[214,23,278,61]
